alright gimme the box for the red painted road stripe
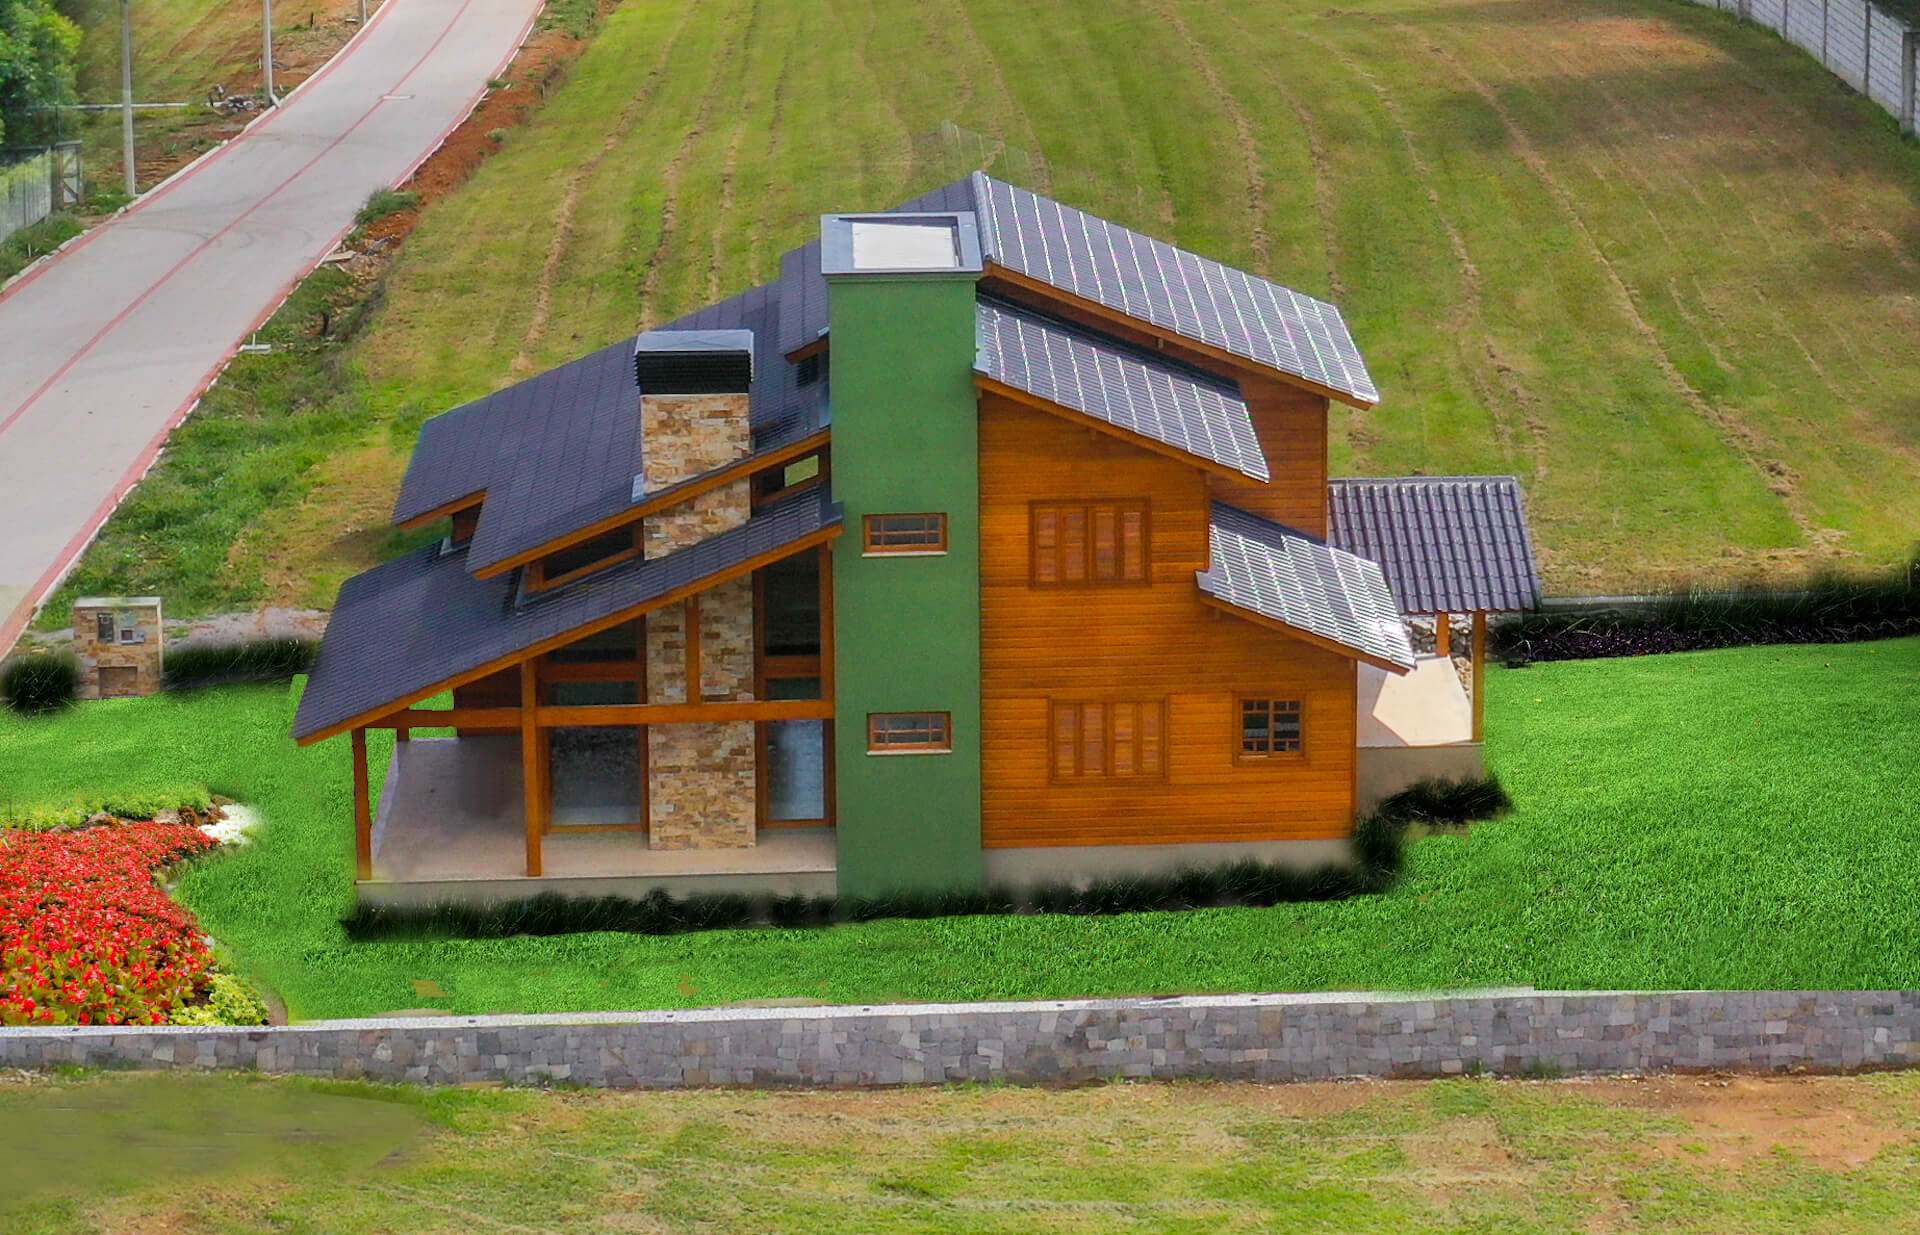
[0,0,406,307]
[0,0,481,443]
[0,0,538,656]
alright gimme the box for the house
[291,173,1542,905]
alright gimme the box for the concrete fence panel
[1685,0,1918,131]
[1,990,1917,1088]
[0,149,54,242]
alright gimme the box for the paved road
[0,0,543,654]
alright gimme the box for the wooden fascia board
[975,376,1251,483]
[470,430,832,581]
[295,523,845,746]
[394,490,485,532]
[985,264,1377,411]
[1197,592,1413,675]
[366,699,834,729]
[784,336,829,363]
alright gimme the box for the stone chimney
[632,329,757,850]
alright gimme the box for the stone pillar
[70,597,164,700]
[640,387,757,850]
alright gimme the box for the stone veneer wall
[2,991,1916,1088]
[70,599,164,700]
[639,393,756,850]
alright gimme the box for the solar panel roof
[1327,476,1543,614]
[1199,502,1415,670]
[974,299,1269,481]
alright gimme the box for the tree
[0,0,81,148]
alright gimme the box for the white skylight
[849,219,960,270]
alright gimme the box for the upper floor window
[531,526,637,590]
[1050,699,1165,781]
[868,711,952,753]
[1031,500,1148,585]
[863,513,947,555]
[1239,698,1303,758]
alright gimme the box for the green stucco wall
[827,273,983,896]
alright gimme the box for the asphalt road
[0,0,544,655]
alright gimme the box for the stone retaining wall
[2,990,1915,1088]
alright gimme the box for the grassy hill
[126,0,1920,597]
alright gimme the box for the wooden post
[1471,611,1488,743]
[1433,612,1451,659]
[395,726,410,743]
[684,594,702,703]
[520,659,544,876]
[350,726,372,880]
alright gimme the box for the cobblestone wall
[3,990,1916,1088]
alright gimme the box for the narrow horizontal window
[863,513,947,554]
[1239,698,1304,758]
[533,526,637,590]
[868,711,952,753]
[1031,500,1149,585]
[1049,699,1165,781]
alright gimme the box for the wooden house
[292,174,1541,903]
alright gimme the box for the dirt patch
[1583,1074,1917,1171]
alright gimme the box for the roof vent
[633,328,754,394]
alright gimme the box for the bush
[1375,774,1513,829]
[2,652,78,715]
[0,789,213,833]
[1494,572,1920,662]
[163,638,317,691]
[353,188,421,226]
[169,971,270,1026]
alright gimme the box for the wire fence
[0,143,82,243]
[1683,0,1919,131]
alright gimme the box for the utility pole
[119,0,135,197]
[262,0,278,104]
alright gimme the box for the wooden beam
[976,376,1256,483]
[1434,612,1451,658]
[1471,611,1488,742]
[1199,594,1413,675]
[470,430,832,580]
[984,263,1377,409]
[295,523,847,746]
[350,727,372,880]
[365,707,522,729]
[393,490,485,532]
[684,594,702,704]
[533,699,834,726]
[520,660,543,877]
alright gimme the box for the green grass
[0,638,1915,1020]
[5,1070,1920,1231]
[0,213,82,284]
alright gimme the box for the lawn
[6,1069,1920,1231]
[0,637,1915,1020]
[44,0,1920,615]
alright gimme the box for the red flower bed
[1,821,218,1026]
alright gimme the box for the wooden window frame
[1047,698,1168,783]
[1028,499,1151,587]
[1236,696,1306,762]
[866,711,953,754]
[528,526,639,592]
[862,513,948,556]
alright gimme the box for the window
[94,612,114,644]
[755,452,826,506]
[1031,500,1148,585]
[863,513,947,555]
[796,353,824,386]
[532,526,637,589]
[1239,698,1304,758]
[867,712,951,753]
[1049,700,1165,781]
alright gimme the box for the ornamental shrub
[0,820,219,1025]
[2,651,78,715]
[162,638,317,691]
[169,971,270,1026]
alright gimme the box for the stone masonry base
[2,990,1916,1088]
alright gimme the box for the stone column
[640,390,757,850]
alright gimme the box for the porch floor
[1358,655,1474,747]
[369,736,836,886]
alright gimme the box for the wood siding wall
[452,669,519,737]
[979,395,1357,849]
[1208,378,1330,538]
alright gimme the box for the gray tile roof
[1327,476,1543,614]
[974,299,1268,481]
[969,173,1379,408]
[1199,502,1415,671]
[293,490,842,741]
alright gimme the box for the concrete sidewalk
[0,0,544,655]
